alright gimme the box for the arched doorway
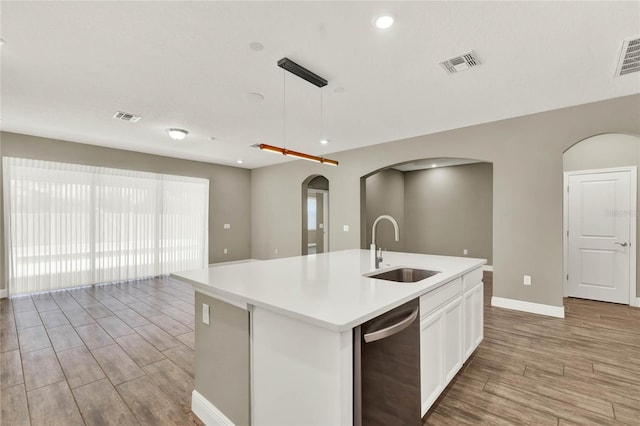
[301,175,329,255]
[563,133,639,306]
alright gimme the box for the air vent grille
[615,36,640,76]
[440,51,481,74]
[113,111,142,122]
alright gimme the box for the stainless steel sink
[365,267,440,283]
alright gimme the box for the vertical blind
[3,157,209,296]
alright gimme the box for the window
[3,157,209,295]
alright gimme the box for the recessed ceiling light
[166,128,188,141]
[431,163,437,168]
[373,15,394,29]
[237,160,244,164]
[249,42,264,51]
[320,139,329,145]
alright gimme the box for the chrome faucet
[371,215,400,269]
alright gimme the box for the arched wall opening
[301,175,329,255]
[360,158,493,266]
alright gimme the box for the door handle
[614,242,629,247]
[363,307,419,343]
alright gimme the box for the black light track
[277,57,328,88]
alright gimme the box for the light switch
[224,224,231,229]
[343,225,349,232]
[223,248,228,254]
[463,249,468,255]
[202,303,210,325]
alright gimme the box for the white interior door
[566,168,635,304]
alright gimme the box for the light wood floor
[1,277,202,426]
[424,272,640,425]
[3,272,640,425]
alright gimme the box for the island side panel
[195,292,250,425]
[252,306,353,426]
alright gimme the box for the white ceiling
[1,1,639,169]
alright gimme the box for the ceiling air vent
[113,111,142,122]
[615,36,640,76]
[439,51,481,74]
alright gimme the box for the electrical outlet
[223,224,231,229]
[343,225,349,232]
[524,275,532,286]
[463,249,468,255]
[202,304,210,325]
[275,248,278,255]
[223,248,228,254]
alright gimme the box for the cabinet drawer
[463,267,483,290]
[420,278,462,317]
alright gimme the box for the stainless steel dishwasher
[353,298,421,426]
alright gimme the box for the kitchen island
[172,249,485,426]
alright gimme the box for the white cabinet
[463,281,484,358]
[420,310,444,414]
[420,267,483,416]
[443,297,463,383]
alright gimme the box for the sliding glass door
[3,157,209,295]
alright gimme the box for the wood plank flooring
[2,272,639,425]
[1,277,202,426]
[423,272,640,426]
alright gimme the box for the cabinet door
[463,288,475,359]
[463,282,484,358]
[420,311,444,416]
[443,297,463,384]
[473,282,484,348]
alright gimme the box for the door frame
[563,166,637,305]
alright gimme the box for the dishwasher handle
[363,306,419,343]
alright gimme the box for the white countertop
[171,249,485,332]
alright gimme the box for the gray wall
[0,131,252,291]
[364,169,405,252]
[404,162,493,264]
[563,133,640,298]
[195,292,250,426]
[251,94,640,308]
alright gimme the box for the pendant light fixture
[257,58,339,166]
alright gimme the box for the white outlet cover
[224,224,231,229]
[223,248,228,254]
[463,249,468,255]
[202,303,210,325]
[524,275,532,286]
[343,225,349,232]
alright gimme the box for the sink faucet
[371,215,400,269]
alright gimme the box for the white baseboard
[482,265,493,272]
[631,297,640,308]
[0,289,7,299]
[191,390,235,426]
[491,296,565,318]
